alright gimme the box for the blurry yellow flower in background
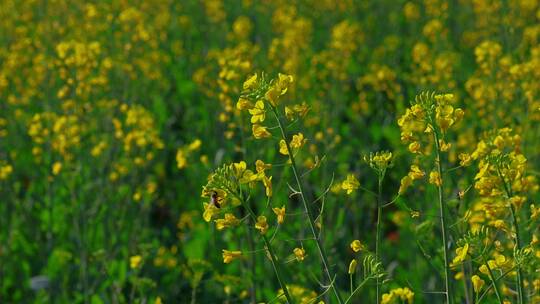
[176,149,187,169]
[130,255,142,269]
[215,213,240,230]
[52,162,62,175]
[342,174,359,194]
[293,247,306,261]
[222,250,242,264]
[429,171,442,186]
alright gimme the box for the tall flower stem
[272,108,344,304]
[433,131,452,304]
[375,175,383,304]
[496,168,525,304]
[509,204,525,304]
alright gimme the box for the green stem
[477,266,515,303]
[481,255,503,304]
[509,204,525,304]
[272,108,344,304]
[496,168,525,304]
[344,276,372,304]
[240,195,293,304]
[375,176,383,304]
[433,132,452,304]
[263,235,292,303]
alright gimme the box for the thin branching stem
[238,193,294,304]
[496,167,525,304]
[272,107,344,304]
[481,254,503,304]
[433,131,452,304]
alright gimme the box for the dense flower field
[1,0,539,303]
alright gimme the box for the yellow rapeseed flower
[429,171,442,186]
[252,124,271,139]
[293,247,306,261]
[471,275,485,293]
[236,97,253,110]
[398,175,413,195]
[52,162,62,175]
[130,255,142,269]
[342,174,360,194]
[265,85,280,107]
[248,100,266,123]
[279,139,289,155]
[215,213,240,230]
[408,141,421,154]
[262,175,272,197]
[203,202,219,222]
[222,250,242,264]
[243,73,258,90]
[272,206,286,224]
[451,243,469,266]
[350,240,364,252]
[255,216,268,234]
[255,160,272,173]
[290,133,306,149]
[176,149,187,169]
[408,165,425,180]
